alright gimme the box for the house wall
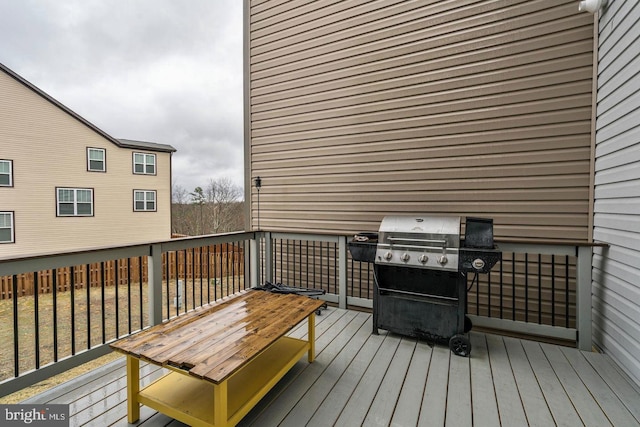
[592,0,640,386]
[0,70,172,258]
[246,0,595,241]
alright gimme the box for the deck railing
[0,231,593,397]
[258,233,593,350]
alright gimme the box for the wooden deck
[23,307,640,426]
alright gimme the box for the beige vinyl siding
[0,70,172,258]
[247,0,595,241]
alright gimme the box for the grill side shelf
[347,241,376,263]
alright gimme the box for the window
[87,148,106,172]
[57,188,94,216]
[133,153,156,175]
[134,190,156,211]
[0,212,14,243]
[0,160,13,186]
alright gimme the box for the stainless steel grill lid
[375,215,461,271]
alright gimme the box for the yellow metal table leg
[213,380,228,427]
[126,356,140,423]
[308,312,316,362]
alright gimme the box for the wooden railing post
[250,234,260,287]
[148,243,163,326]
[338,235,347,309]
[576,245,593,351]
[264,232,273,284]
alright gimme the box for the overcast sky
[0,0,244,194]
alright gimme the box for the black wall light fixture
[254,176,262,230]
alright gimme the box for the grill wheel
[449,334,472,357]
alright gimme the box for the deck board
[541,342,612,427]
[391,341,431,427]
[486,333,529,426]
[503,336,555,426]
[560,346,640,427]
[305,330,386,426]
[445,348,472,427]
[363,337,416,426]
[278,313,372,427]
[334,333,401,426]
[418,344,449,426]
[521,339,583,426]
[469,333,500,426]
[20,307,640,427]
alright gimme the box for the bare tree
[172,178,244,236]
[171,183,193,235]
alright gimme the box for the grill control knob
[438,255,448,265]
[401,253,410,262]
[472,258,485,270]
[418,254,429,264]
[384,251,393,261]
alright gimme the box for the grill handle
[377,286,458,302]
[387,237,447,246]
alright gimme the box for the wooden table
[110,290,325,427]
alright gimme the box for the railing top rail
[0,231,256,277]
[494,238,608,248]
[264,231,341,244]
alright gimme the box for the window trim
[0,159,13,187]
[133,190,157,212]
[132,152,157,176]
[87,147,106,172]
[56,187,95,217]
[0,211,15,244]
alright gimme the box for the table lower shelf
[137,336,310,427]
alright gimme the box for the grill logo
[1,405,68,426]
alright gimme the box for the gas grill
[349,215,501,357]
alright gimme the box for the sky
[0,0,244,194]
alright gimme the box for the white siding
[592,0,640,387]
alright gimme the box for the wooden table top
[110,290,325,384]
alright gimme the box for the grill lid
[376,215,461,271]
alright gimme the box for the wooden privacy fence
[0,243,244,300]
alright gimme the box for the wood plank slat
[520,339,583,426]
[390,341,433,427]
[363,337,417,427]
[486,334,529,426]
[559,346,640,427]
[582,351,640,423]
[418,344,450,427]
[445,350,472,427]
[192,298,324,382]
[238,307,355,426]
[140,292,312,362]
[111,290,323,384]
[469,332,500,427]
[110,291,256,354]
[138,298,268,363]
[541,343,612,427]
[278,314,373,427]
[163,294,308,368]
[503,336,555,426]
[333,332,402,427]
[241,310,367,426]
[305,327,387,426]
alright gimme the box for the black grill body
[373,266,466,342]
[349,215,501,357]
